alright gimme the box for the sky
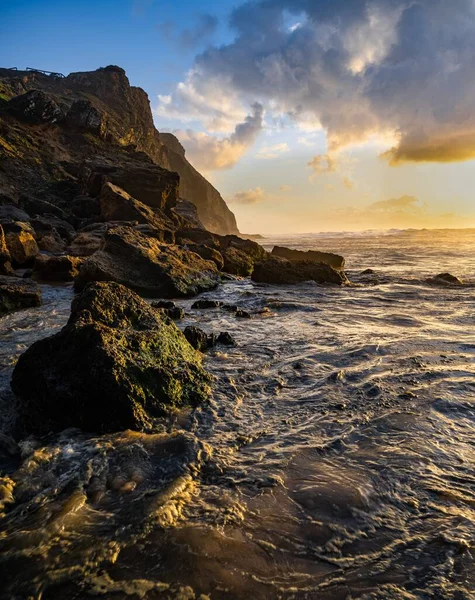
[2,0,475,233]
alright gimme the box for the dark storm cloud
[160,0,475,164]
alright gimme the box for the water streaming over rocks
[1,229,475,599]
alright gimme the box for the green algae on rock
[11,282,212,434]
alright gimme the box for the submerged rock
[252,256,346,285]
[75,226,219,298]
[192,299,223,309]
[11,282,212,434]
[151,300,185,320]
[0,276,41,316]
[426,272,463,286]
[184,326,213,352]
[217,331,236,346]
[272,246,345,270]
[33,255,84,282]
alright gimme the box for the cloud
[308,153,338,174]
[157,14,218,50]
[279,184,292,192]
[160,0,475,165]
[228,187,266,205]
[256,142,289,159]
[343,177,355,190]
[174,103,264,171]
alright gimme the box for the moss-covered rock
[5,227,39,266]
[252,256,347,285]
[32,254,84,282]
[11,282,212,435]
[0,225,13,275]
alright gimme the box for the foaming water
[1,229,475,599]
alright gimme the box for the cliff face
[0,66,238,234]
[159,133,238,234]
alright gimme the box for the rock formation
[0,65,238,235]
[271,246,345,270]
[11,282,212,434]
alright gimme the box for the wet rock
[80,154,180,212]
[11,282,212,434]
[235,309,252,319]
[74,226,219,298]
[361,268,376,275]
[426,272,463,286]
[0,276,42,316]
[0,225,13,275]
[192,299,223,309]
[184,326,216,352]
[222,246,254,277]
[99,182,175,242]
[7,90,64,124]
[5,226,39,266]
[272,246,345,270]
[33,255,84,282]
[151,300,185,321]
[217,332,236,346]
[252,256,346,285]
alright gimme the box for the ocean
[1,228,475,599]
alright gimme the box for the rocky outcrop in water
[272,246,345,270]
[426,272,463,286]
[33,254,84,282]
[75,226,220,297]
[11,282,212,434]
[252,256,347,285]
[0,276,41,315]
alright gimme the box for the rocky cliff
[0,65,238,234]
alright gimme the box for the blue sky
[3,0,475,233]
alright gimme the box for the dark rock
[37,231,68,253]
[7,90,64,124]
[187,244,224,270]
[33,254,84,282]
[74,226,219,298]
[20,195,70,220]
[68,231,102,256]
[426,272,463,286]
[361,268,376,275]
[11,282,212,434]
[235,309,252,319]
[222,246,254,277]
[30,215,76,242]
[70,195,101,219]
[171,198,205,230]
[99,182,175,242]
[272,246,345,270]
[252,256,347,285]
[65,99,106,135]
[192,299,223,309]
[80,154,180,212]
[5,227,39,266]
[151,300,185,321]
[217,332,236,346]
[0,276,41,316]
[0,225,13,275]
[222,303,238,312]
[184,326,216,352]
[0,205,30,223]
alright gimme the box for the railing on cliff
[26,68,65,78]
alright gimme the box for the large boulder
[80,154,180,212]
[7,90,64,124]
[65,99,106,135]
[30,215,76,242]
[33,254,84,282]
[75,226,219,297]
[0,225,13,275]
[5,225,39,266]
[99,182,175,242]
[11,282,212,434]
[222,246,254,276]
[0,276,41,316]
[272,246,345,270]
[0,205,30,223]
[68,231,103,257]
[252,256,347,285]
